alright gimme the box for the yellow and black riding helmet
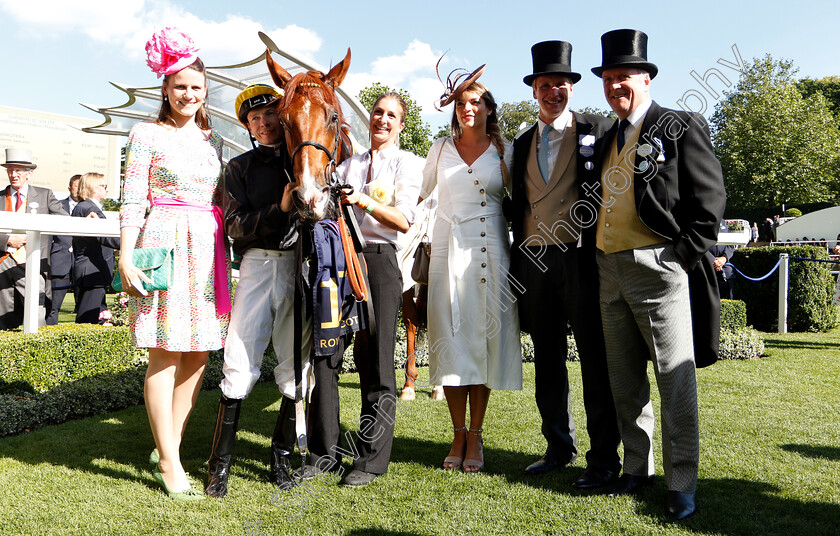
[234,83,283,127]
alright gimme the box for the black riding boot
[270,396,298,490]
[206,395,242,498]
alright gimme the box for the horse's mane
[279,71,347,126]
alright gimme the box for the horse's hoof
[399,387,416,401]
[431,386,445,401]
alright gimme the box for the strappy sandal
[463,428,484,473]
[443,426,467,469]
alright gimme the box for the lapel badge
[584,161,594,171]
[637,144,653,157]
[579,134,596,147]
[579,146,594,157]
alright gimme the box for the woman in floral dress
[117,27,230,500]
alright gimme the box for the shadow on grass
[763,337,840,351]
[780,443,840,461]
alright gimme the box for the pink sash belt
[151,197,231,315]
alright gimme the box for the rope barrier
[725,255,838,282]
[724,259,781,281]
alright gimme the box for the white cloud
[342,40,451,117]
[0,0,322,64]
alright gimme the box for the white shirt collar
[11,184,29,199]
[369,143,399,161]
[538,110,572,137]
[624,98,652,130]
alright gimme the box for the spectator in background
[72,173,120,323]
[761,217,773,242]
[46,174,82,325]
[0,148,68,330]
[832,234,840,255]
[772,215,780,240]
[709,245,735,300]
[750,222,758,244]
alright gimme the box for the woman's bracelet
[356,196,369,211]
[365,199,376,214]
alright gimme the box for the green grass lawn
[1,329,839,535]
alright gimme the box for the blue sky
[1,0,838,131]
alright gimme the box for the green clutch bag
[112,247,174,292]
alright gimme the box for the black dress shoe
[572,467,617,490]
[341,469,379,487]
[666,491,697,520]
[524,452,575,475]
[605,474,654,497]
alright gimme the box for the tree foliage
[357,83,432,158]
[798,76,840,119]
[497,100,539,141]
[710,55,840,209]
[573,106,617,120]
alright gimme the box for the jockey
[206,83,312,497]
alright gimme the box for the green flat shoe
[153,463,205,501]
[149,449,159,466]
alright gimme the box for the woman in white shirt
[420,69,522,473]
[327,92,423,486]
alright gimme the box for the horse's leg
[400,289,419,400]
[415,284,445,401]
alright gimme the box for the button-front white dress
[420,138,522,390]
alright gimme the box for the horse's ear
[325,48,351,89]
[265,49,292,88]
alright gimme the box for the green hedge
[0,324,144,394]
[731,245,839,332]
[720,299,748,331]
[719,328,765,360]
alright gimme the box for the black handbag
[411,239,431,285]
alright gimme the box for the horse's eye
[331,113,338,123]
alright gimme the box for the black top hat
[591,29,658,79]
[523,41,581,86]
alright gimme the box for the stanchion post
[778,253,789,334]
[22,229,42,334]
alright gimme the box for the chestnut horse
[265,49,353,221]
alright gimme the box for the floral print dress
[120,122,230,351]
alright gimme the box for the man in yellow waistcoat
[0,148,68,329]
[590,29,725,520]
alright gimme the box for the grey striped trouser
[596,244,699,493]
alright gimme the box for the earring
[163,95,168,102]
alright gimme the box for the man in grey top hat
[509,40,621,490]
[1,148,68,329]
[589,29,726,520]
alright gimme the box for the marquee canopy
[81,32,371,162]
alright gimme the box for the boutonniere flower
[369,179,393,205]
[579,134,596,147]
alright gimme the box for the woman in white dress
[420,68,522,473]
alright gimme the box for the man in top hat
[509,40,621,490]
[0,148,68,329]
[589,29,725,519]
